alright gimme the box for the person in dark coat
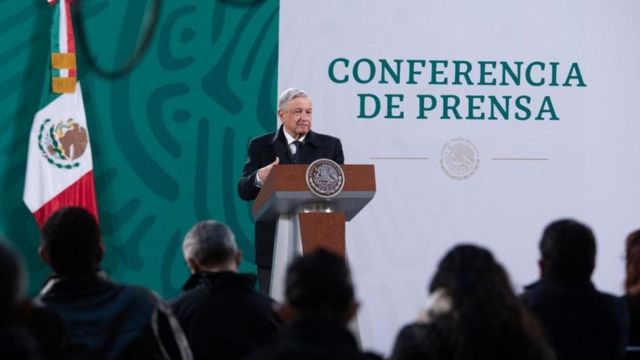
[623,229,640,360]
[0,240,42,360]
[246,249,382,360]
[237,88,344,292]
[390,244,555,360]
[36,207,191,360]
[170,220,281,360]
[521,219,629,360]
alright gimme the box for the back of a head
[625,229,640,295]
[0,240,25,324]
[429,244,515,311]
[285,249,354,322]
[540,219,596,284]
[428,244,550,360]
[182,220,237,267]
[41,207,101,277]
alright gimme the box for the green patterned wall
[0,0,278,297]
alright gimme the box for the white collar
[283,129,306,145]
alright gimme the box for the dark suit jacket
[521,279,629,360]
[238,126,344,267]
[623,294,640,360]
[170,271,281,360]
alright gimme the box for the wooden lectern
[252,164,376,302]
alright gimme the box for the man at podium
[238,88,344,292]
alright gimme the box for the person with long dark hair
[390,244,554,360]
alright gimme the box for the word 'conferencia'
[328,58,587,121]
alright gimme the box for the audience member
[624,229,640,359]
[247,249,382,360]
[11,210,636,360]
[36,207,192,360]
[170,220,281,360]
[0,240,43,359]
[521,219,629,360]
[390,244,554,360]
[17,298,67,360]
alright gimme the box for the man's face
[279,97,312,138]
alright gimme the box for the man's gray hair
[278,88,310,111]
[182,220,238,266]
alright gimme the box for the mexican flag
[23,0,97,226]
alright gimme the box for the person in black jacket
[36,207,191,360]
[237,88,344,292]
[0,240,42,360]
[521,219,629,360]
[623,229,640,360]
[170,220,281,360]
[246,249,382,360]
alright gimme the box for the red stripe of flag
[32,171,98,226]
